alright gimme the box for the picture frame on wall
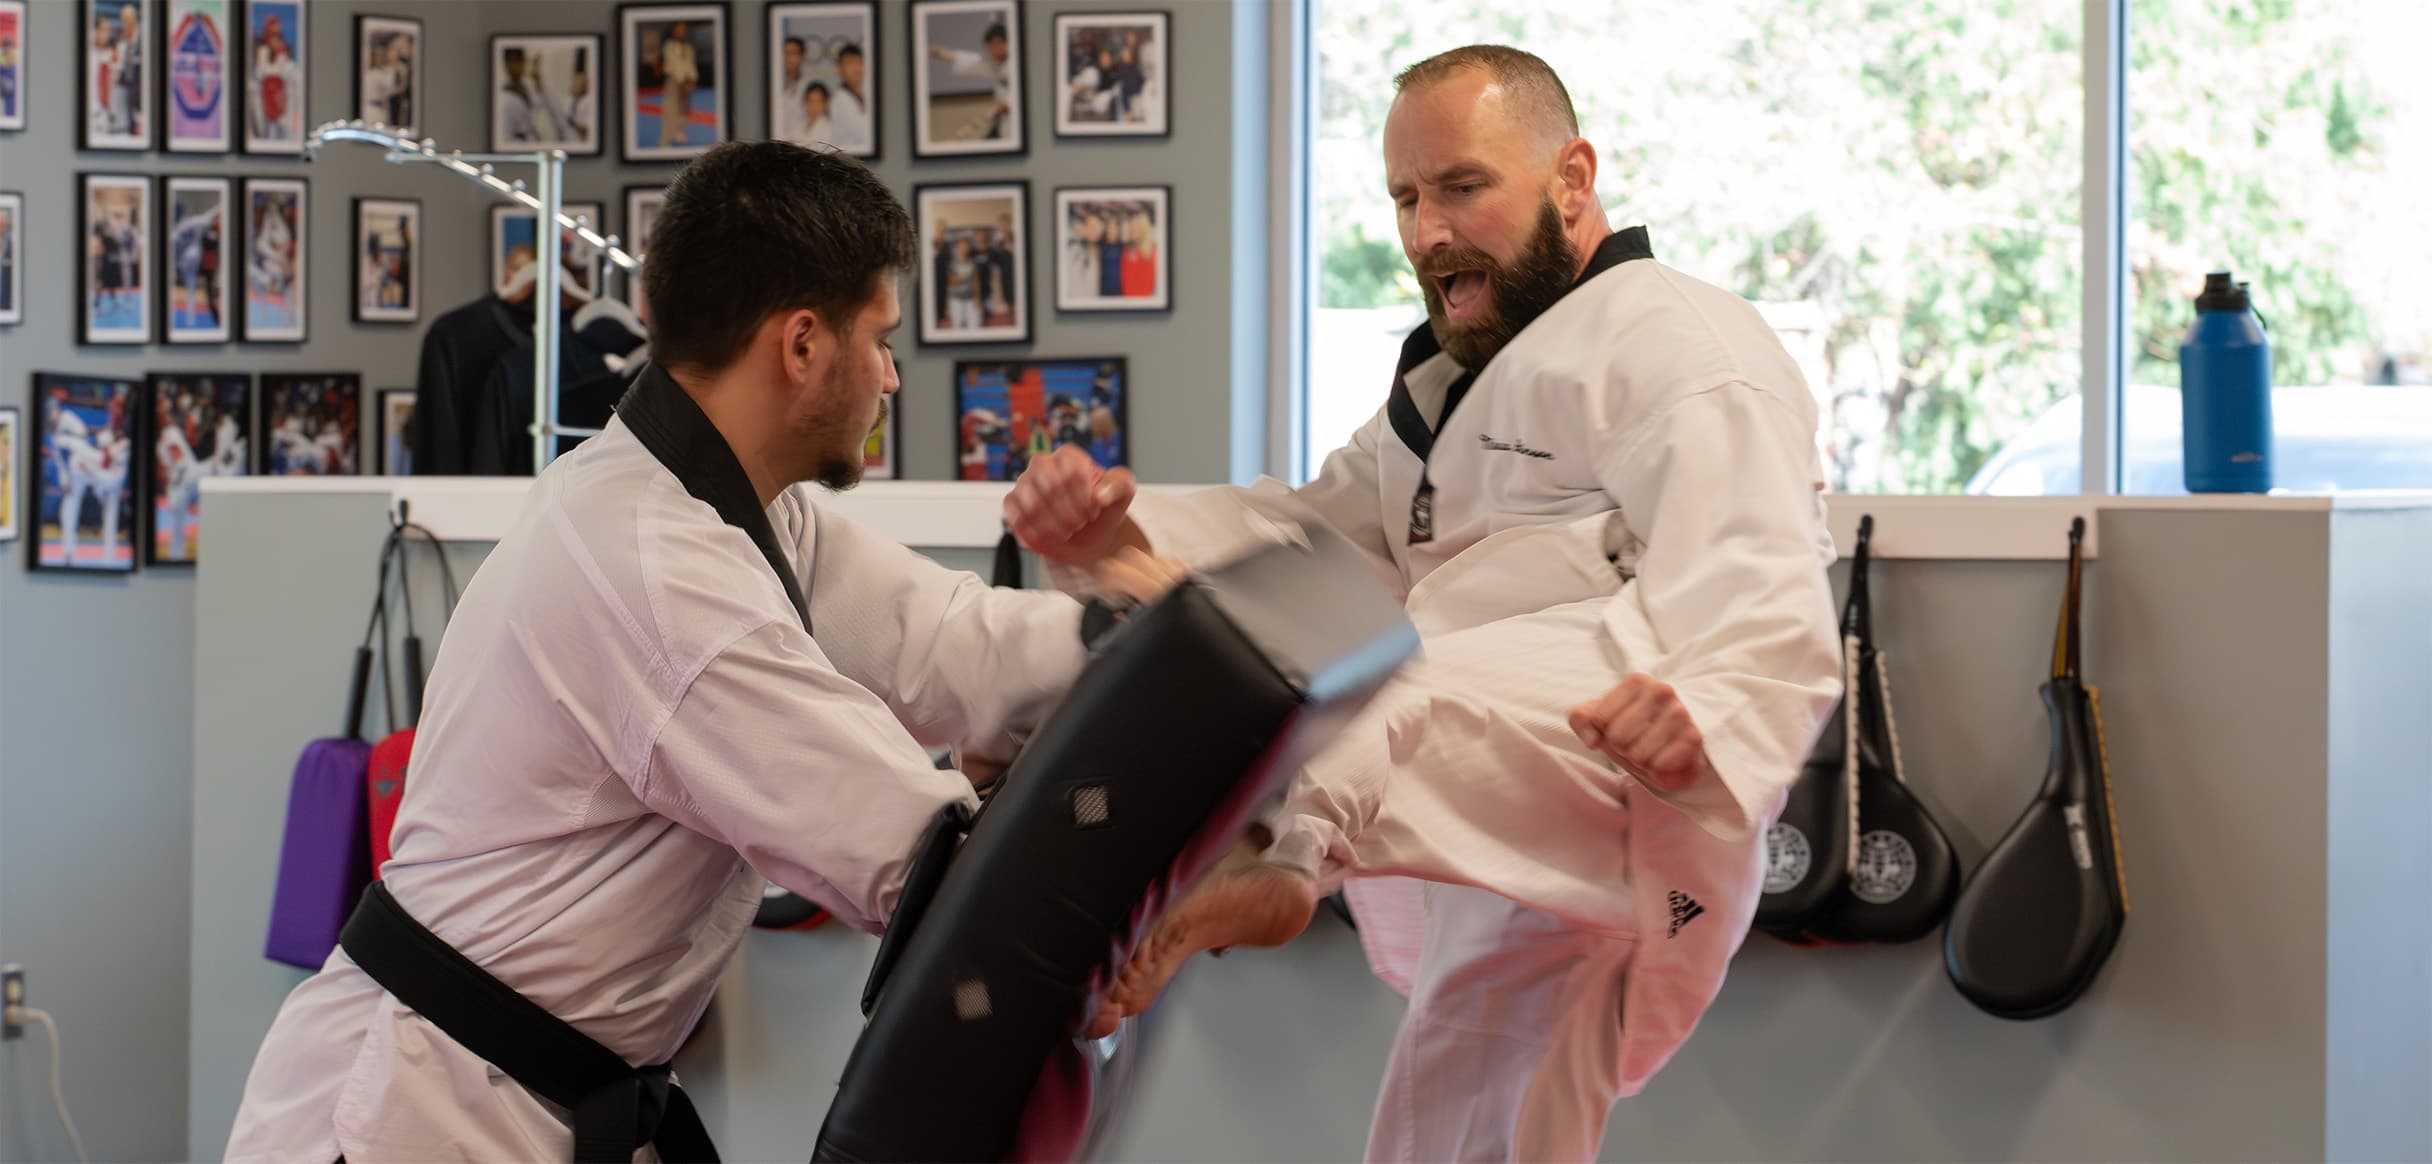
[0,0,26,134]
[766,1,876,158]
[620,3,729,162]
[145,371,252,564]
[622,184,665,315]
[911,0,1021,157]
[356,14,422,136]
[240,175,307,342]
[914,181,1030,346]
[257,373,361,476]
[81,0,152,150]
[163,0,237,153]
[0,190,22,327]
[354,196,420,324]
[862,376,897,479]
[952,357,1126,481]
[376,387,414,475]
[0,405,20,543]
[1054,185,1169,312]
[160,174,234,343]
[1052,11,1165,138]
[29,372,143,573]
[240,0,308,154]
[80,172,153,346]
[490,32,603,155]
[491,201,605,300]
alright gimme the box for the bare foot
[1083,847,1317,1037]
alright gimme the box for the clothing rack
[305,119,646,471]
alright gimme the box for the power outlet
[2,964,23,1040]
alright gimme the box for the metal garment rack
[305,119,646,471]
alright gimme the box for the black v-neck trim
[616,363,813,634]
[1382,226,1654,543]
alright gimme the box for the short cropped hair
[1393,44,1579,146]
[643,140,915,373]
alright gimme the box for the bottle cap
[2196,271,2251,313]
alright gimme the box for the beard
[1416,197,1579,369]
[805,367,882,492]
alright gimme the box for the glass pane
[1305,0,2084,493]
[2125,0,2432,494]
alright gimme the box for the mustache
[1413,249,1500,280]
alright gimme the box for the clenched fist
[1569,674,1710,793]
[1003,445,1142,566]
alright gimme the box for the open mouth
[1434,270,1489,322]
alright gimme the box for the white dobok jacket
[1117,226,1844,1097]
[226,365,1088,1161]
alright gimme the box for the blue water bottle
[2178,271,2273,493]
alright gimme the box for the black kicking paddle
[1753,519,1868,939]
[1943,517,2127,1018]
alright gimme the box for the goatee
[1416,198,1578,369]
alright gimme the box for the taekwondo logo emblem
[170,12,226,122]
[1762,822,1811,895]
[1666,890,1705,938]
[1849,829,1918,904]
[1407,481,1435,545]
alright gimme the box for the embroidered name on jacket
[1476,433,1555,460]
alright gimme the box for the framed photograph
[491,33,602,155]
[953,358,1126,481]
[0,190,21,326]
[767,2,876,157]
[81,0,151,150]
[354,197,420,324]
[160,174,233,343]
[29,373,142,573]
[863,382,897,479]
[163,0,236,152]
[79,172,152,346]
[1053,11,1163,138]
[240,0,306,154]
[376,387,414,475]
[1054,185,1168,313]
[240,175,306,342]
[911,0,1021,157]
[356,15,421,135]
[915,182,1029,346]
[258,373,360,476]
[0,0,24,133]
[0,406,19,543]
[145,372,250,564]
[622,184,664,315]
[621,3,728,161]
[491,201,605,300]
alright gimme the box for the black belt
[338,882,721,1163]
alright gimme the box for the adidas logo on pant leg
[1667,890,1705,938]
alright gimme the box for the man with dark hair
[1012,43,1840,1162]
[929,16,1014,139]
[831,41,872,150]
[225,140,1183,1164]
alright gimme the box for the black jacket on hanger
[414,295,637,475]
[412,295,528,475]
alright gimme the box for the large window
[1302,0,2431,496]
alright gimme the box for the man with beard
[224,141,1185,1163]
[1007,44,1841,1162]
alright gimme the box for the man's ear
[783,308,823,379]
[1554,137,1599,222]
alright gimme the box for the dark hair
[1393,44,1578,143]
[837,42,863,62]
[643,141,916,374]
[984,23,1008,44]
[805,81,830,100]
[784,36,805,52]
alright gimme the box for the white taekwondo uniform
[226,364,1088,1162]
[1105,226,1844,1162]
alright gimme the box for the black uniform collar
[1384,225,1655,459]
[615,362,812,633]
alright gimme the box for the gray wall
[179,499,2421,1163]
[0,1,492,1159]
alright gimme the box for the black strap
[1384,226,1656,544]
[340,882,721,1163]
[616,363,812,634]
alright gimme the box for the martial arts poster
[354,197,420,324]
[81,0,151,150]
[0,406,20,543]
[259,374,361,477]
[241,0,304,154]
[147,373,252,565]
[242,176,307,342]
[621,4,728,162]
[911,0,1021,157]
[490,33,603,156]
[80,173,152,345]
[766,2,877,157]
[0,190,21,327]
[30,374,142,574]
[162,175,233,343]
[376,388,414,475]
[0,0,29,134]
[490,202,605,299]
[165,0,233,153]
[953,357,1127,481]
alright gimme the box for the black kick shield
[812,517,1419,1163]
